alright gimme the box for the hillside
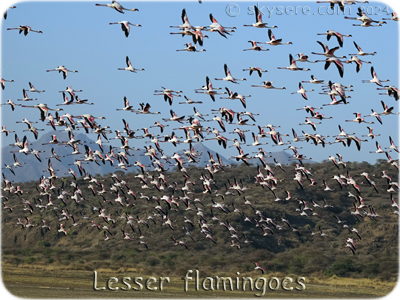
[1,159,398,281]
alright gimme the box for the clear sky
[1,0,399,165]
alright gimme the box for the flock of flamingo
[1,1,399,270]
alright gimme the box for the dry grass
[3,263,396,298]
[308,274,397,289]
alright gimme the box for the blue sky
[1,0,399,165]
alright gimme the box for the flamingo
[345,7,386,26]
[301,75,326,84]
[243,67,267,78]
[317,0,344,12]
[386,136,399,153]
[377,86,399,101]
[118,56,144,72]
[109,21,141,37]
[349,41,376,56]
[363,109,382,125]
[207,14,236,38]
[95,1,138,13]
[154,87,182,105]
[352,20,387,27]
[315,57,345,77]
[27,82,45,93]
[296,53,316,63]
[345,56,371,73]
[136,103,160,115]
[316,30,352,47]
[254,262,265,274]
[59,86,82,98]
[178,95,203,104]
[299,118,321,131]
[116,96,134,111]
[214,64,246,84]
[345,112,374,124]
[379,100,399,117]
[176,43,205,52]
[170,8,193,30]
[369,141,391,153]
[251,81,286,90]
[311,41,346,58]
[7,25,42,35]
[21,103,63,122]
[0,3,17,20]
[362,126,380,140]
[190,27,209,46]
[277,54,310,71]
[361,66,389,87]
[244,5,277,28]
[220,88,250,108]
[291,82,314,100]
[382,12,398,21]
[0,78,14,90]
[0,126,15,137]
[195,76,226,102]
[0,99,19,111]
[243,40,269,51]
[257,29,291,46]
[58,224,67,235]
[17,89,37,102]
[46,65,78,80]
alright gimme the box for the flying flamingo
[386,136,399,153]
[195,76,226,101]
[291,82,314,100]
[301,75,325,84]
[277,54,310,71]
[256,29,292,45]
[349,41,376,56]
[221,87,251,108]
[170,8,193,30]
[214,64,246,84]
[17,89,37,102]
[311,41,346,58]
[296,53,316,63]
[243,40,269,51]
[207,14,236,38]
[251,81,286,90]
[7,25,42,35]
[27,82,45,93]
[0,99,20,111]
[314,57,345,77]
[95,1,139,13]
[46,65,78,80]
[0,3,17,20]
[382,12,398,21]
[243,67,267,77]
[21,103,63,122]
[345,56,371,73]
[1,77,14,90]
[118,56,144,72]
[345,7,386,26]
[254,262,265,274]
[116,96,134,111]
[179,95,202,104]
[316,30,352,47]
[176,43,205,52]
[109,21,141,37]
[361,66,389,87]
[0,126,15,137]
[243,6,277,28]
